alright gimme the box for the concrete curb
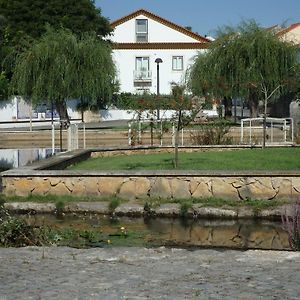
[3,202,291,219]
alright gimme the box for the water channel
[22,213,290,251]
[0,148,291,251]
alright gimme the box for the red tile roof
[111,8,210,43]
[276,23,300,36]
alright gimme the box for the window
[135,57,150,79]
[172,56,183,71]
[136,19,148,42]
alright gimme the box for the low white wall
[0,97,18,122]
[99,109,218,121]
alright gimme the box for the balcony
[133,70,152,82]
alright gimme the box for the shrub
[190,120,233,145]
[108,198,121,213]
[55,200,65,216]
[180,201,193,218]
[0,214,49,247]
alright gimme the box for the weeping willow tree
[189,20,299,147]
[10,26,115,123]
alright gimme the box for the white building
[0,9,211,126]
[110,9,210,95]
[276,22,300,45]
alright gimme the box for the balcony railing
[133,70,152,81]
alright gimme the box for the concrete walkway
[0,246,299,299]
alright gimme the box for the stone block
[150,178,172,199]
[31,178,50,195]
[98,177,124,196]
[114,203,144,216]
[13,178,34,196]
[49,177,61,186]
[170,178,190,199]
[82,177,101,196]
[238,178,277,200]
[118,180,136,200]
[272,178,292,200]
[211,178,240,200]
[135,178,151,199]
[70,178,87,196]
[51,182,71,195]
[154,203,181,216]
[191,181,212,198]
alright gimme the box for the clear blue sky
[95,0,300,37]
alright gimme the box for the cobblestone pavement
[0,247,300,299]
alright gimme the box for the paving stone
[0,247,299,299]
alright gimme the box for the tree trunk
[174,110,182,169]
[262,95,268,149]
[55,98,70,128]
[249,90,259,118]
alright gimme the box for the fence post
[83,122,86,149]
[128,123,132,146]
[150,118,154,146]
[160,120,163,146]
[67,124,78,151]
[51,123,55,155]
[172,123,175,147]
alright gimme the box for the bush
[190,120,233,145]
[0,215,49,247]
[0,204,49,247]
[108,198,121,213]
[112,93,192,110]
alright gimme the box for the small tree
[10,27,115,123]
[189,20,299,147]
[170,84,203,168]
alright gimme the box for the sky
[95,0,300,37]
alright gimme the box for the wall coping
[3,169,300,178]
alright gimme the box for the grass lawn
[68,147,300,171]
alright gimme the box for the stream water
[23,213,290,250]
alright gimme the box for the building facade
[110,9,210,95]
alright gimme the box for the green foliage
[0,71,8,100]
[108,198,121,213]
[179,201,193,218]
[190,119,233,145]
[0,0,111,45]
[10,27,115,119]
[55,200,65,216]
[189,20,299,107]
[0,206,49,247]
[112,92,192,110]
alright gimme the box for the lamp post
[155,57,163,120]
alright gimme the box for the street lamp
[155,57,163,120]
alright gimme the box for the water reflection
[23,214,290,250]
[0,148,57,171]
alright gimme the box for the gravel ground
[0,247,300,300]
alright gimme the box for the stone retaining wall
[2,171,300,201]
[2,147,300,201]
